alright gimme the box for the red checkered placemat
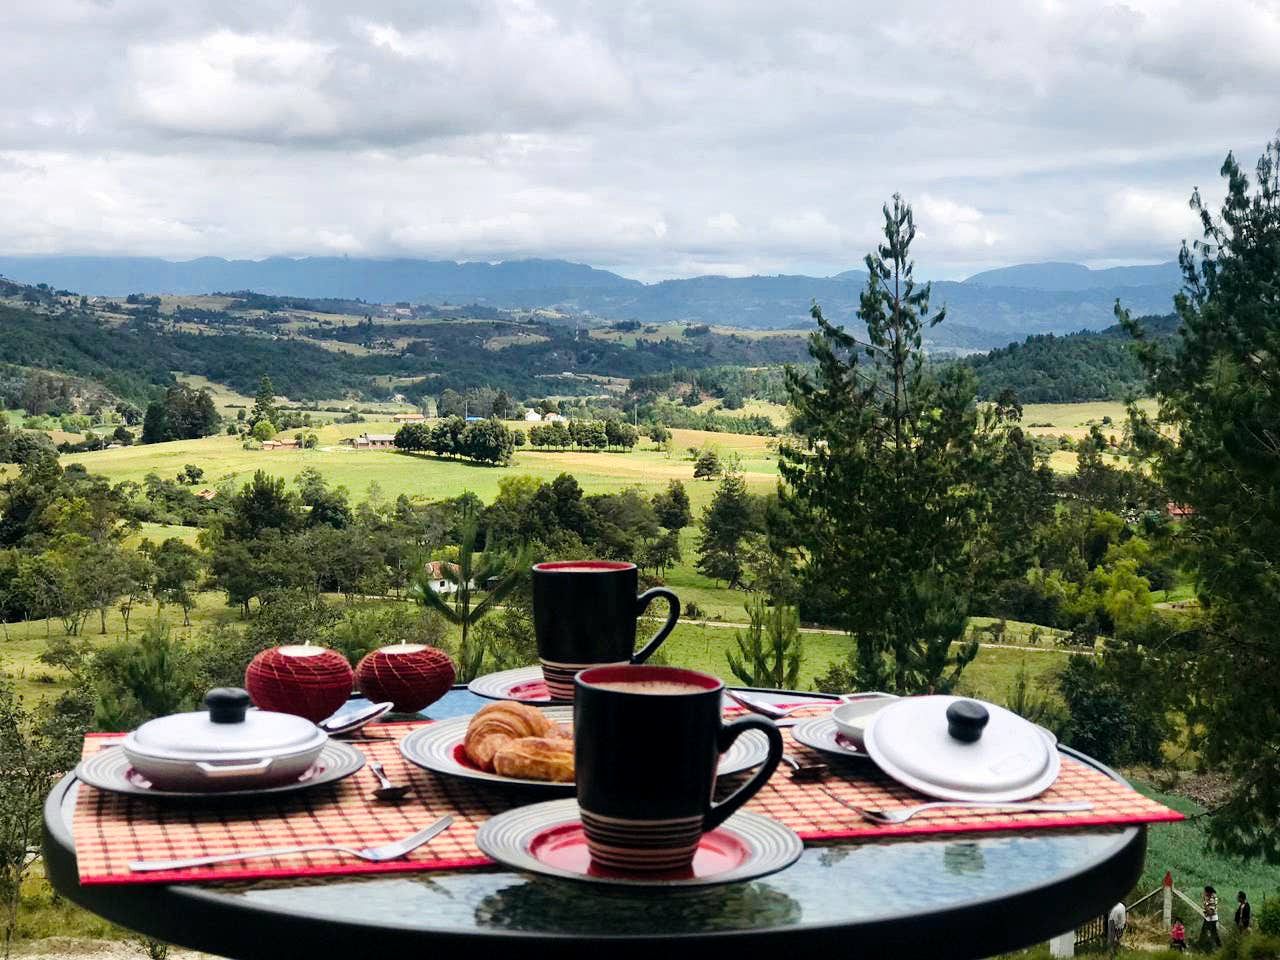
[73,712,1181,886]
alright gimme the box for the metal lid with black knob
[862,695,1060,802]
[119,687,329,791]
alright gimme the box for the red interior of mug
[577,664,722,692]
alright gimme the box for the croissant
[464,702,559,771]
[493,736,575,782]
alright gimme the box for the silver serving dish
[121,688,328,791]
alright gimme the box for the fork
[819,793,1093,825]
[128,815,453,872]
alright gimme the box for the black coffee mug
[532,561,680,701]
[574,665,784,873]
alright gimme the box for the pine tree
[250,375,277,428]
[653,479,692,531]
[779,194,1028,695]
[696,470,754,588]
[1121,134,1280,860]
[725,595,802,690]
[693,449,722,480]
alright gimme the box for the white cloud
[0,0,1275,277]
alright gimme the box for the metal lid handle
[204,688,251,724]
[946,700,989,742]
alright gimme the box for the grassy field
[60,422,780,511]
[174,374,416,418]
[1022,399,1155,440]
[690,398,791,425]
[1133,783,1280,899]
[47,401,1135,496]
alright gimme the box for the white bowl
[831,695,898,747]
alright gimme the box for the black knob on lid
[946,700,989,743]
[205,688,251,724]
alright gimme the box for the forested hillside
[0,286,810,409]
[963,314,1177,402]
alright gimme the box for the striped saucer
[468,665,559,704]
[476,798,802,887]
[790,715,873,760]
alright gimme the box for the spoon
[369,762,412,801]
[781,753,830,781]
[319,702,394,737]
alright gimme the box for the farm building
[393,412,427,423]
[524,410,543,422]
[345,433,396,449]
[420,560,477,594]
[261,438,301,450]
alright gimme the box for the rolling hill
[0,255,1182,346]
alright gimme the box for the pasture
[61,422,781,510]
[1021,399,1155,440]
[54,396,1132,505]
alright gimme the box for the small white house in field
[421,561,478,594]
[544,412,568,423]
[523,409,543,422]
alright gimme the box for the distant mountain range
[0,255,1182,349]
[963,260,1182,291]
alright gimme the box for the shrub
[88,623,199,731]
[330,605,448,666]
[1056,653,1169,766]
[1258,897,1280,937]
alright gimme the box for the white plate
[400,707,773,793]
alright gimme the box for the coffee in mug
[574,664,783,873]
[532,561,680,701]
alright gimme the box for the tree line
[526,418,638,451]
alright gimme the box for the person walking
[1200,885,1222,949]
[1235,891,1252,933]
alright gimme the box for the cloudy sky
[0,0,1277,280]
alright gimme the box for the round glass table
[44,688,1145,959]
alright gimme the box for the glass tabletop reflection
[226,828,1124,936]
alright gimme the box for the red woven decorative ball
[356,644,456,714]
[244,645,354,723]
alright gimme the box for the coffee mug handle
[704,716,784,831]
[631,587,680,663]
